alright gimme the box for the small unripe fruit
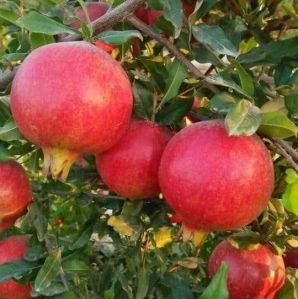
[209,240,285,299]
[283,249,298,268]
[0,160,32,232]
[159,120,274,231]
[96,119,172,199]
[0,236,31,299]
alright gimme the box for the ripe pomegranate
[96,119,172,199]
[209,239,285,299]
[11,42,133,180]
[283,249,298,268]
[159,120,274,231]
[71,2,110,29]
[182,0,196,17]
[0,160,32,232]
[0,236,31,299]
[135,7,162,25]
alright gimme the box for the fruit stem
[43,148,80,181]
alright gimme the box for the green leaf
[96,30,143,45]
[158,60,188,109]
[69,222,93,251]
[0,260,39,282]
[206,74,254,100]
[199,263,229,299]
[196,0,217,18]
[30,33,55,49]
[233,60,254,97]
[135,267,150,299]
[32,282,67,296]
[163,273,193,299]
[133,81,153,120]
[0,8,19,25]
[210,93,237,113]
[0,120,21,142]
[258,111,297,139]
[285,94,298,115]
[62,259,89,274]
[161,0,183,38]
[34,248,62,292]
[157,98,193,125]
[225,99,262,136]
[282,170,298,215]
[277,268,298,299]
[192,25,238,57]
[16,12,77,35]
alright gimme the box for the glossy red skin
[135,7,162,25]
[72,2,110,29]
[11,42,133,154]
[182,0,196,17]
[159,120,274,231]
[283,249,298,268]
[96,119,172,199]
[0,161,32,232]
[0,236,31,299]
[209,240,285,299]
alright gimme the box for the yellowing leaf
[261,98,286,113]
[151,227,172,249]
[177,257,199,269]
[107,216,135,237]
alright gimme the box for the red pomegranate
[11,42,133,180]
[283,249,298,268]
[96,119,172,199]
[0,160,32,232]
[0,236,31,299]
[135,7,162,25]
[182,0,196,17]
[159,120,274,231]
[72,2,110,29]
[209,240,285,299]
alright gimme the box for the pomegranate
[11,42,133,180]
[159,120,274,231]
[182,0,196,17]
[71,2,110,29]
[96,119,172,199]
[0,236,31,299]
[135,7,162,25]
[208,239,285,299]
[283,249,298,268]
[0,160,32,232]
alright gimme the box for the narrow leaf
[225,99,262,136]
[162,0,183,38]
[233,60,254,97]
[0,120,21,141]
[96,30,143,45]
[16,12,77,35]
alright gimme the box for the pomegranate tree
[0,160,32,232]
[0,236,31,299]
[96,119,172,199]
[159,120,274,231]
[11,42,133,180]
[208,239,285,299]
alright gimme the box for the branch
[0,0,146,89]
[273,139,298,163]
[62,0,146,42]
[0,67,18,90]
[127,15,219,93]
[266,139,298,173]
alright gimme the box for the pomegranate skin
[96,119,172,199]
[72,2,110,29]
[0,236,31,299]
[11,42,133,179]
[208,240,285,299]
[159,120,274,231]
[182,0,196,17]
[283,249,298,268]
[135,7,162,25]
[0,160,32,232]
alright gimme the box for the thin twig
[127,15,219,93]
[266,139,298,172]
[274,139,298,163]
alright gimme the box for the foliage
[0,0,298,298]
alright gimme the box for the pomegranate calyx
[182,224,209,248]
[42,148,80,181]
